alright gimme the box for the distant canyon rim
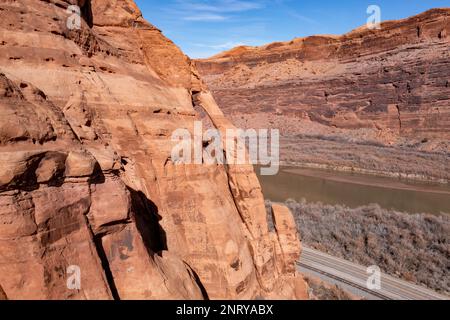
[195,8,450,184]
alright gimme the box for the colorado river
[257,167,450,215]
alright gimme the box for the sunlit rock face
[0,0,307,300]
[196,9,450,140]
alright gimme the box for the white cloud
[178,0,264,13]
[288,11,318,24]
[172,0,265,22]
[184,14,228,21]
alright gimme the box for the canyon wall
[0,0,307,300]
[196,9,450,140]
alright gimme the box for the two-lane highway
[298,247,449,300]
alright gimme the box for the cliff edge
[0,0,307,300]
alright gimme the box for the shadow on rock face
[127,187,168,255]
[81,0,93,28]
[0,285,7,300]
[88,161,106,184]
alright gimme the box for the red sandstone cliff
[0,0,307,300]
[196,8,450,139]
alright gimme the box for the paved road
[298,247,449,300]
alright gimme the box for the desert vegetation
[267,200,450,294]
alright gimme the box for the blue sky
[135,0,449,58]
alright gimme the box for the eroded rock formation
[196,8,450,139]
[0,0,307,299]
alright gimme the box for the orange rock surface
[0,0,307,300]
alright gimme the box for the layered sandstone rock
[271,204,301,275]
[196,9,450,139]
[0,0,306,300]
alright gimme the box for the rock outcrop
[0,0,307,299]
[196,8,450,139]
[271,204,301,275]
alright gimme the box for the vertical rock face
[0,0,306,299]
[271,204,301,275]
[195,9,450,139]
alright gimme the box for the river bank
[281,137,450,186]
[282,161,450,185]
